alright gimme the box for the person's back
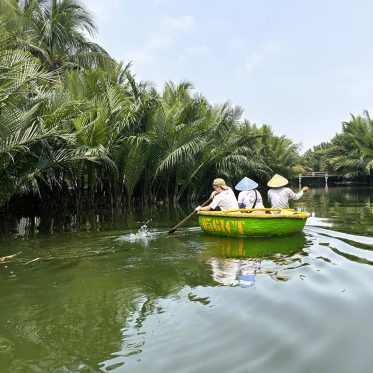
[210,187,239,210]
[237,190,264,209]
[268,187,300,208]
[267,174,309,209]
[195,178,238,212]
[235,176,264,211]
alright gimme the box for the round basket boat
[197,208,310,237]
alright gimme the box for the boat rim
[197,208,310,219]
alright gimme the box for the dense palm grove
[302,111,373,183]
[0,0,371,212]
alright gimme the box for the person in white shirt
[195,178,239,212]
[235,176,265,210]
[267,174,309,209]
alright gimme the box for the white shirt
[210,187,239,211]
[237,190,264,209]
[267,187,304,209]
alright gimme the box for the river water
[0,187,372,373]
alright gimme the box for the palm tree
[301,142,331,172]
[318,112,373,182]
[342,111,373,181]
[255,125,302,178]
[0,0,112,71]
[0,42,73,206]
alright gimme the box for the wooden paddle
[168,198,212,234]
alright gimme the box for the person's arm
[288,186,309,200]
[195,189,218,211]
[195,205,212,212]
[197,192,222,211]
[210,190,217,199]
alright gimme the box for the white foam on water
[116,220,157,245]
[306,216,333,227]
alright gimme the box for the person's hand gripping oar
[168,198,212,234]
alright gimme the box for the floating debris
[0,252,21,264]
[24,258,41,265]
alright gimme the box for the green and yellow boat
[197,208,310,237]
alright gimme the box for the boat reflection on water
[203,233,307,258]
[202,233,307,288]
[209,258,260,288]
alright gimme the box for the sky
[82,0,373,151]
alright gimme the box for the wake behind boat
[197,208,310,237]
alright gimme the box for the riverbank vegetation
[0,0,371,213]
[302,111,373,184]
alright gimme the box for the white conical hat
[235,177,258,191]
[267,174,288,188]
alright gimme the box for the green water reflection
[1,186,372,238]
[306,186,373,235]
[202,233,307,258]
[0,186,372,372]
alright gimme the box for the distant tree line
[302,111,373,184]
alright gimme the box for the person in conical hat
[267,174,309,209]
[267,174,289,188]
[235,177,265,210]
[195,178,239,212]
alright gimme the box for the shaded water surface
[0,187,373,372]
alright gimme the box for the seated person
[195,178,239,211]
[235,176,265,212]
[267,174,309,209]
